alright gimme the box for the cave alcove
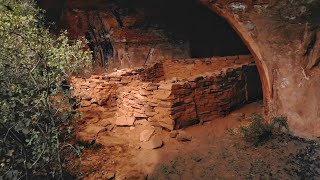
[129,0,263,102]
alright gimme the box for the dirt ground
[66,102,320,179]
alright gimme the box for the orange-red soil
[67,102,320,179]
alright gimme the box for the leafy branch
[0,1,92,179]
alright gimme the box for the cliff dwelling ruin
[1,0,320,178]
[56,0,264,130]
[34,0,320,178]
[39,0,320,137]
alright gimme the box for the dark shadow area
[311,4,320,26]
[245,67,263,103]
[85,26,114,68]
[127,0,250,58]
[37,0,65,27]
[39,0,250,60]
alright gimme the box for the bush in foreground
[0,0,91,179]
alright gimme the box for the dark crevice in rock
[85,11,114,69]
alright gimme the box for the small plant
[271,116,289,132]
[237,113,246,122]
[240,114,274,145]
[225,127,236,136]
[240,114,289,145]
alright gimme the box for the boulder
[169,130,179,138]
[176,131,192,142]
[141,135,163,149]
[105,172,115,180]
[139,129,155,142]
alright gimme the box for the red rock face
[60,0,191,70]
[56,0,250,71]
[199,0,320,138]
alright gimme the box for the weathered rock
[169,130,179,138]
[139,129,155,142]
[176,131,192,142]
[98,119,112,127]
[84,125,107,135]
[106,124,115,131]
[76,131,96,145]
[134,119,150,126]
[139,89,152,96]
[145,85,158,91]
[81,100,91,107]
[133,112,147,118]
[115,116,135,126]
[141,135,163,150]
[145,111,157,117]
[158,83,173,90]
[106,172,115,180]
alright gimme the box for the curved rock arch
[199,1,272,116]
[199,0,320,139]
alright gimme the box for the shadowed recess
[125,0,250,58]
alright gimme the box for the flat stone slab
[115,116,135,126]
[140,129,155,142]
[141,135,163,150]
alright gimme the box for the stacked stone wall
[71,55,262,129]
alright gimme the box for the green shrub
[240,114,274,145]
[240,114,289,145]
[271,116,289,132]
[0,0,91,179]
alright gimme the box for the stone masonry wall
[71,55,262,130]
